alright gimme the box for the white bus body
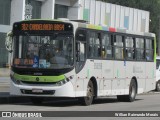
[7,20,156,105]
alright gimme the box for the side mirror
[5,31,13,53]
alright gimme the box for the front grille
[20,89,55,95]
[21,81,57,85]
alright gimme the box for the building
[0,0,150,69]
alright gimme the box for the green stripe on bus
[117,70,119,78]
[152,69,154,79]
[13,73,65,82]
[87,69,90,78]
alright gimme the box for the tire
[117,79,137,102]
[30,97,44,105]
[156,80,160,91]
[126,79,137,102]
[78,80,94,106]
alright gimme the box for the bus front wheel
[78,80,94,106]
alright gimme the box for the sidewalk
[0,68,10,77]
[0,77,10,92]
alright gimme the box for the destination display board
[13,20,73,35]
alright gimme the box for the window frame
[135,36,145,61]
[145,37,154,62]
[125,35,135,61]
[113,34,125,61]
[87,30,102,59]
[81,28,155,62]
[101,31,113,60]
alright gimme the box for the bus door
[75,29,87,96]
[87,31,102,95]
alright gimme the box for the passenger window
[101,33,113,59]
[88,32,101,58]
[146,39,153,61]
[136,38,145,60]
[125,37,135,60]
[114,35,124,60]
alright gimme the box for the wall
[68,0,79,19]
[10,0,25,25]
[77,0,150,32]
[41,0,55,19]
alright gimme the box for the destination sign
[13,21,73,34]
[21,23,65,31]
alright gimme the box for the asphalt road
[0,77,160,120]
[1,92,160,111]
[0,92,160,120]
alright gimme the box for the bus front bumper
[10,81,75,97]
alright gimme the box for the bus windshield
[13,34,74,69]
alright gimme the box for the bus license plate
[32,89,43,93]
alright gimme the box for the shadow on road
[9,97,143,107]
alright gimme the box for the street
[0,77,160,120]
[0,92,160,111]
[0,92,160,120]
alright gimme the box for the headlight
[55,75,73,86]
[11,78,22,85]
[10,71,22,85]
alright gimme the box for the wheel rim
[86,84,93,100]
[130,84,136,98]
[157,82,160,90]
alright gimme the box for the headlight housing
[10,71,22,85]
[55,75,74,86]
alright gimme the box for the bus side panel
[75,59,102,97]
[145,62,156,92]
[135,62,146,93]
[112,61,125,95]
[125,61,136,94]
[75,62,88,97]
[102,60,113,95]
[87,59,102,96]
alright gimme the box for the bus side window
[88,31,101,58]
[146,38,154,61]
[94,35,101,58]
[125,36,134,60]
[135,38,145,60]
[88,32,94,58]
[101,33,112,59]
[114,35,124,60]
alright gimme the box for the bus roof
[74,22,155,38]
[14,19,155,38]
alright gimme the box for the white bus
[6,19,156,105]
[156,56,160,91]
